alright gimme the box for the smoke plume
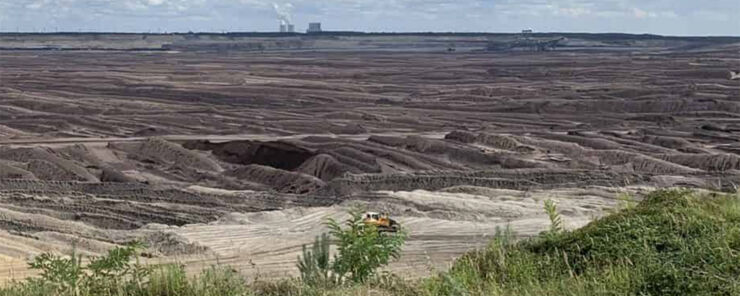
[273,2,293,26]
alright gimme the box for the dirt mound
[227,164,326,194]
[26,159,87,181]
[296,154,349,181]
[327,123,367,134]
[57,144,105,166]
[658,153,740,172]
[0,125,27,138]
[444,130,479,143]
[641,135,694,150]
[137,229,208,256]
[131,127,172,137]
[325,147,382,173]
[516,136,587,155]
[477,134,535,152]
[122,138,222,172]
[590,150,700,174]
[0,162,35,179]
[367,136,486,170]
[320,111,384,122]
[542,99,740,114]
[538,133,621,150]
[99,166,138,183]
[0,147,98,182]
[367,135,410,147]
[320,169,650,196]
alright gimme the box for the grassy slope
[2,189,739,296]
[422,189,740,296]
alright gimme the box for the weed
[297,232,335,287]
[544,199,563,234]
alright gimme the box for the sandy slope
[0,185,644,282]
[163,186,646,280]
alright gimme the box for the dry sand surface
[164,186,650,280]
[0,33,738,281]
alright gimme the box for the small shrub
[192,266,248,296]
[0,243,253,296]
[27,251,84,295]
[297,233,335,287]
[543,199,563,234]
[144,264,191,295]
[327,208,407,284]
[616,192,637,210]
[24,243,149,295]
[87,242,150,292]
[145,265,248,296]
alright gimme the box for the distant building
[307,22,322,33]
[280,23,295,33]
[522,29,533,34]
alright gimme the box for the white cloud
[557,7,592,17]
[632,8,651,19]
[25,2,43,9]
[146,0,167,6]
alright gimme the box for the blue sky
[1,0,738,35]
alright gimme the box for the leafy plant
[28,251,84,295]
[543,199,563,234]
[297,233,335,287]
[616,192,637,210]
[87,242,150,292]
[24,242,149,295]
[326,208,407,284]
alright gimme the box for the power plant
[279,24,295,33]
[307,22,322,33]
[274,3,295,33]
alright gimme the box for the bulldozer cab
[365,212,381,221]
[363,212,399,232]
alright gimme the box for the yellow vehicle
[363,212,400,232]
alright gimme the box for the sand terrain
[0,33,738,281]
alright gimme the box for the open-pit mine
[0,32,738,280]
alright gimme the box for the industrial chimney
[273,3,294,33]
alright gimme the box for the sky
[0,0,738,36]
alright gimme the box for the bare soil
[0,33,738,280]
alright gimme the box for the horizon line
[0,31,739,38]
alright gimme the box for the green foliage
[297,233,336,287]
[145,265,248,296]
[327,208,407,284]
[543,199,563,234]
[21,243,149,296]
[424,189,740,295]
[616,192,637,210]
[0,244,247,296]
[27,251,85,294]
[87,242,150,292]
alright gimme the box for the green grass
[1,189,739,295]
[422,189,740,296]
